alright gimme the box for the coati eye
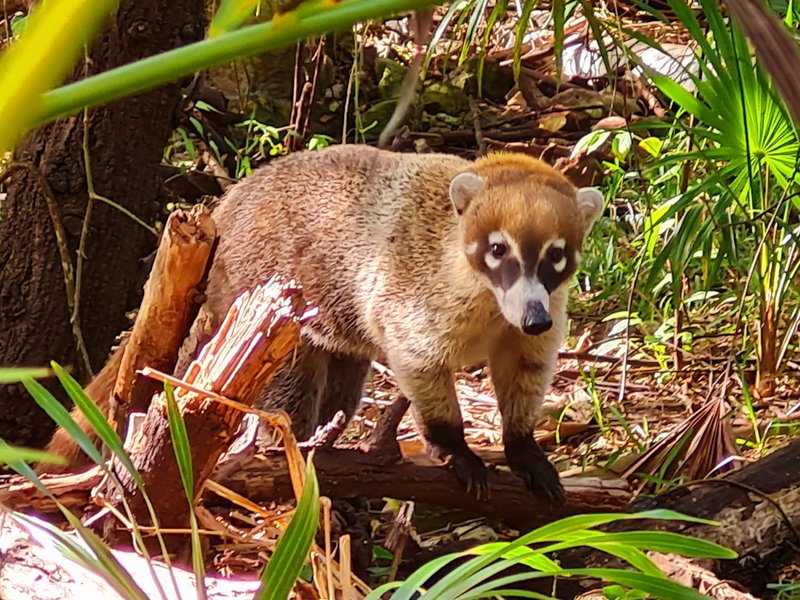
[490,243,508,259]
[547,245,565,264]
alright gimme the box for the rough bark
[0,0,206,448]
[111,205,216,416]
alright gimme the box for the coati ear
[576,187,604,232]
[449,172,486,215]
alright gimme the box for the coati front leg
[318,353,371,426]
[489,331,565,501]
[389,358,489,497]
[253,340,330,441]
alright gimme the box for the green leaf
[0,445,66,466]
[639,137,663,158]
[164,382,207,600]
[33,0,445,131]
[209,0,261,37]
[512,0,537,83]
[22,376,105,467]
[48,362,143,487]
[476,0,508,97]
[10,12,28,37]
[459,0,490,66]
[581,531,737,559]
[552,0,566,83]
[0,0,119,153]
[565,568,710,600]
[14,511,149,600]
[256,456,320,600]
[612,132,633,161]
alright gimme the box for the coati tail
[37,340,127,474]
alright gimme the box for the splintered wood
[112,276,315,535]
[152,277,315,422]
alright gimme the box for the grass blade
[256,454,320,600]
[0,367,51,383]
[0,0,118,153]
[164,382,207,600]
[34,0,443,129]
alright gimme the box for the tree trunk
[0,0,205,447]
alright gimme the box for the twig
[74,106,96,377]
[297,37,326,147]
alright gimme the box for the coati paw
[505,435,565,502]
[448,447,490,500]
[423,422,491,499]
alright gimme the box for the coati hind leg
[317,353,371,426]
[489,329,565,501]
[253,339,330,442]
[388,357,489,497]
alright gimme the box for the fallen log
[212,446,632,530]
[555,437,800,598]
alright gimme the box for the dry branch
[112,277,314,532]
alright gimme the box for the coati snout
[522,300,552,335]
[449,167,603,337]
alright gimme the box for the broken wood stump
[112,204,216,419]
[111,278,314,535]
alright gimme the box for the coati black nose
[521,301,552,335]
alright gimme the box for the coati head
[449,153,603,335]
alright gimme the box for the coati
[45,145,603,499]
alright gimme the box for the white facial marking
[488,231,505,245]
[485,231,508,270]
[501,230,524,263]
[494,275,550,329]
[464,241,478,255]
[541,237,568,273]
[484,253,502,269]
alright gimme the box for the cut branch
[112,204,216,425]
[39,205,216,473]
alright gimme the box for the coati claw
[505,435,565,502]
[450,449,491,500]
